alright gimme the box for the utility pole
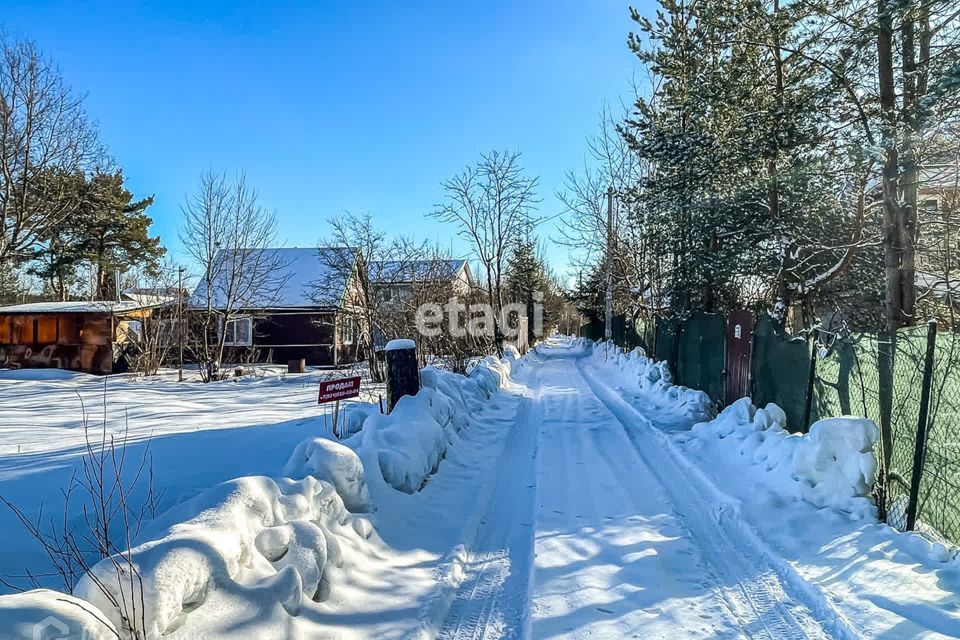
[178,266,186,382]
[605,185,614,341]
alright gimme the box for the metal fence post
[906,319,938,531]
[802,329,819,433]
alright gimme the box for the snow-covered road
[3,341,957,638]
[440,347,837,639]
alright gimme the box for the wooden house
[190,247,365,367]
[0,300,161,374]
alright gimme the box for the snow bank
[0,350,524,639]
[0,368,90,381]
[690,398,879,517]
[283,437,372,512]
[73,474,369,638]
[586,340,713,421]
[347,355,517,497]
[0,589,118,639]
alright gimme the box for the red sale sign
[318,376,361,404]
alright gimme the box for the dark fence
[580,313,960,546]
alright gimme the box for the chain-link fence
[581,313,960,546]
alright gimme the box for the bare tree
[0,391,161,639]
[0,36,102,266]
[432,150,539,355]
[314,212,429,381]
[180,170,289,382]
[557,103,656,320]
[118,261,187,376]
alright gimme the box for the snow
[584,338,960,638]
[190,247,356,309]
[384,338,416,351]
[369,259,467,284]
[0,589,118,639]
[74,475,363,638]
[0,365,383,591]
[0,368,89,381]
[0,300,156,314]
[585,339,713,423]
[690,397,880,516]
[283,437,371,512]
[2,336,960,639]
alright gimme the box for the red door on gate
[725,311,753,404]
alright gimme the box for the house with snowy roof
[190,247,366,367]
[370,259,475,310]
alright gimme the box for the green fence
[752,314,812,432]
[677,312,725,402]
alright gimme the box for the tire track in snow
[531,359,749,639]
[577,357,854,640]
[434,372,540,640]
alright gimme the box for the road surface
[437,344,836,640]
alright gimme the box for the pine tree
[79,170,163,299]
[506,235,549,342]
[29,170,163,300]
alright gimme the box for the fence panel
[752,314,811,432]
[677,312,725,402]
[635,316,656,356]
[579,319,604,341]
[913,330,960,544]
[654,317,681,376]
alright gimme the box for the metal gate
[725,310,752,404]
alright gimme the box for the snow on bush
[586,340,713,421]
[690,397,879,517]
[283,437,372,512]
[0,589,118,639]
[73,475,367,638]
[345,355,517,497]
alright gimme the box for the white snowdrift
[283,437,372,512]
[73,474,369,638]
[585,340,713,421]
[347,355,517,497]
[0,352,524,639]
[0,589,118,639]
[689,397,879,517]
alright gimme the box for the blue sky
[3,1,645,279]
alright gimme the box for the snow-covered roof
[121,288,181,307]
[0,301,155,315]
[190,247,357,310]
[370,259,469,284]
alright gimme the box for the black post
[802,329,819,433]
[876,330,896,522]
[906,319,938,531]
[385,339,420,413]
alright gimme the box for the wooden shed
[0,301,157,374]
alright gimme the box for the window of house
[922,198,939,214]
[223,317,253,346]
[383,287,393,302]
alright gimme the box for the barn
[0,300,162,374]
